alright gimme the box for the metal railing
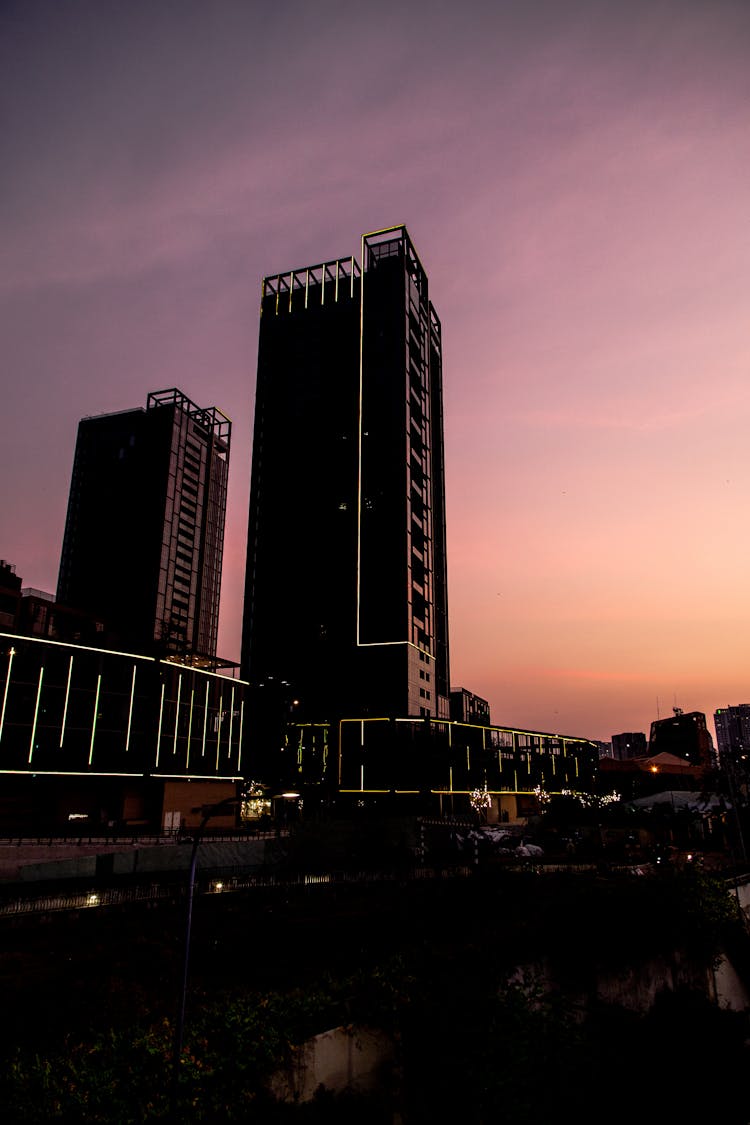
[0,864,482,918]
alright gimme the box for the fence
[0,863,482,918]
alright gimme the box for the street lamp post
[170,793,245,1117]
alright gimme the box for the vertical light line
[28,666,44,763]
[186,687,195,768]
[173,673,182,757]
[125,665,136,752]
[335,260,339,302]
[237,700,245,773]
[0,646,16,743]
[304,268,309,309]
[360,762,364,792]
[356,235,365,645]
[201,682,209,757]
[215,692,223,770]
[288,271,294,312]
[59,654,74,748]
[88,673,101,766]
[228,686,235,764]
[155,683,165,768]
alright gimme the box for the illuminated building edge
[0,632,247,780]
[282,717,598,800]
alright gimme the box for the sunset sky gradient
[2,0,749,742]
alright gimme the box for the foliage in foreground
[1,961,413,1123]
[2,869,748,1122]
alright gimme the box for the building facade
[715,705,750,764]
[0,630,247,832]
[242,227,450,725]
[611,731,647,760]
[648,708,714,769]
[283,716,598,819]
[715,704,750,801]
[58,389,230,663]
[0,561,22,632]
[450,688,491,726]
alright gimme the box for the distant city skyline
[2,0,750,742]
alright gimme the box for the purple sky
[2,0,750,743]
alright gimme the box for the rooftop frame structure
[147,388,231,452]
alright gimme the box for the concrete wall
[269,1025,394,1104]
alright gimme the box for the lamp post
[170,791,245,1117]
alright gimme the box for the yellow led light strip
[88,674,102,766]
[125,665,136,753]
[60,655,74,747]
[28,667,44,763]
[0,646,16,743]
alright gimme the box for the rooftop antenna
[656,696,660,720]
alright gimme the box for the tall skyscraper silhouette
[242,226,450,724]
[58,389,230,662]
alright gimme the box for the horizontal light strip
[0,769,243,780]
[0,634,248,685]
[152,773,243,781]
[339,789,393,794]
[0,631,153,661]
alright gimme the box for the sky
[2,0,749,744]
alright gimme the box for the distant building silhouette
[598,750,705,800]
[17,585,107,647]
[611,731,647,760]
[242,227,450,723]
[0,560,21,631]
[58,389,230,664]
[715,705,750,764]
[450,688,491,726]
[649,708,713,769]
[715,705,750,803]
